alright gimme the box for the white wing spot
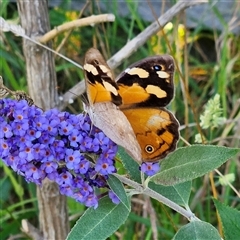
[126,67,149,78]
[157,71,169,79]
[84,63,98,75]
[146,85,167,98]
[99,64,113,78]
[103,81,118,96]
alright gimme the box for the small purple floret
[109,190,120,204]
[140,162,160,176]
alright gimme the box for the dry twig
[39,14,115,43]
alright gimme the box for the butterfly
[83,48,179,164]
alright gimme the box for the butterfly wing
[84,48,122,106]
[121,107,179,162]
[117,55,179,162]
[116,55,175,108]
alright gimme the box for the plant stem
[114,173,200,221]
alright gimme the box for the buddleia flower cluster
[0,99,119,208]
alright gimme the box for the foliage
[1,1,240,240]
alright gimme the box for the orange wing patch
[118,84,149,106]
[121,108,179,162]
[87,82,114,105]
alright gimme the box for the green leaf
[173,221,222,240]
[67,196,131,240]
[213,199,240,240]
[151,145,239,186]
[107,175,130,207]
[117,147,141,183]
[149,181,191,207]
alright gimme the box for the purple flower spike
[0,99,119,209]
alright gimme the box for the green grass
[0,1,239,239]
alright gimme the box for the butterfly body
[84,48,179,163]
